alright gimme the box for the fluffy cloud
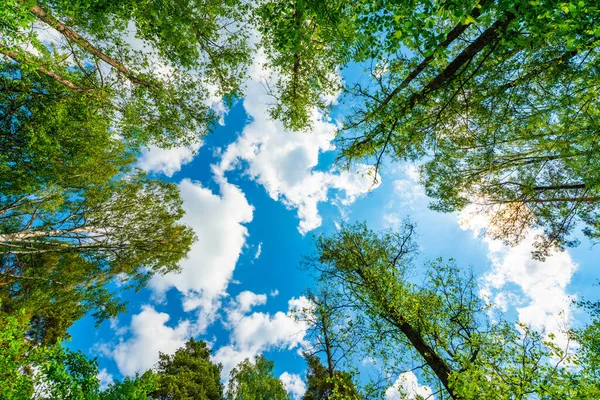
[214,52,379,234]
[111,306,192,376]
[97,369,114,391]
[459,207,577,342]
[150,178,253,331]
[385,372,433,400]
[213,294,310,379]
[138,142,201,177]
[280,372,307,400]
[226,290,268,324]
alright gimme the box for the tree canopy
[2,0,600,398]
[226,355,290,400]
[259,0,600,257]
[304,222,599,399]
[1,0,251,148]
[151,338,223,400]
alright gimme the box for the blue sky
[65,52,600,398]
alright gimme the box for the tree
[0,312,99,399]
[302,354,360,400]
[296,289,361,399]
[305,222,597,399]
[0,312,158,399]
[0,56,196,343]
[1,0,251,148]
[254,0,354,131]
[226,355,289,400]
[150,338,223,400]
[573,297,600,394]
[259,0,600,257]
[98,372,157,400]
[0,171,195,343]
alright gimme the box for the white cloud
[226,291,268,325]
[383,164,425,229]
[254,242,263,261]
[138,142,201,177]
[97,369,114,391]
[109,318,128,337]
[213,295,310,380]
[235,291,268,314]
[280,372,307,400]
[149,178,253,331]
[459,206,577,344]
[385,371,433,400]
[270,289,279,297]
[214,51,379,234]
[111,306,192,376]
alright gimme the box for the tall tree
[150,338,223,400]
[302,354,360,400]
[254,0,354,131]
[0,170,195,342]
[226,355,290,400]
[0,312,99,399]
[305,222,598,399]
[297,289,361,399]
[0,312,158,399]
[0,59,195,343]
[259,0,600,257]
[1,0,250,148]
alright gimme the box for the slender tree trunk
[0,227,95,243]
[410,13,516,107]
[533,183,586,191]
[499,196,600,204]
[375,0,493,111]
[0,46,89,92]
[28,3,153,88]
[320,312,336,379]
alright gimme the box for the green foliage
[0,312,160,399]
[0,0,251,148]
[306,222,599,399]
[573,297,600,394]
[151,338,223,400]
[99,372,158,400]
[0,55,195,343]
[226,355,290,400]
[0,169,195,342]
[258,0,600,255]
[302,354,360,400]
[0,312,100,399]
[254,0,353,131]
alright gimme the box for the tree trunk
[375,0,493,111]
[0,46,89,92]
[320,311,336,379]
[354,268,461,399]
[384,307,460,399]
[29,3,152,88]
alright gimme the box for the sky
[63,44,600,400]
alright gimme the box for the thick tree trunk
[409,12,516,108]
[354,268,461,399]
[384,307,459,399]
